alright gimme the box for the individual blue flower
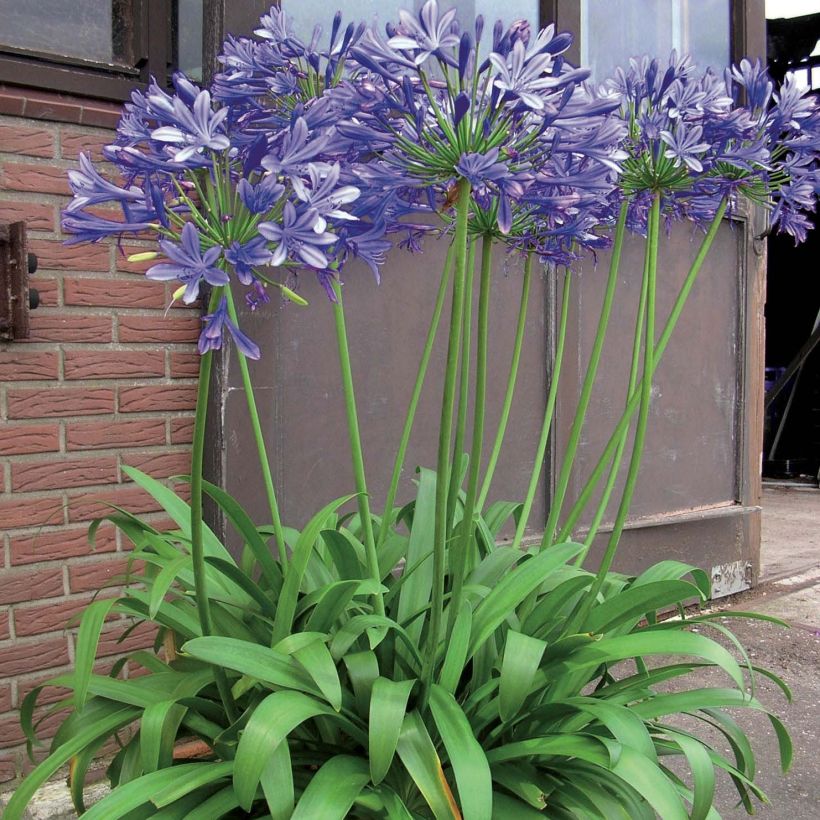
[146,222,228,302]
[660,123,710,172]
[261,117,330,179]
[456,149,509,188]
[199,296,261,359]
[258,202,337,268]
[388,0,460,66]
[65,154,144,212]
[61,209,156,245]
[150,88,230,163]
[291,163,360,232]
[224,237,273,284]
[237,176,285,214]
[489,39,584,111]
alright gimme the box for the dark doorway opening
[764,9,820,486]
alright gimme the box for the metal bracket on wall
[0,221,38,341]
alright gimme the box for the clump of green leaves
[7,467,790,819]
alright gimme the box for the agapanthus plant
[9,3,820,818]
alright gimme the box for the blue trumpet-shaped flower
[199,296,261,359]
[147,222,229,303]
[388,1,460,66]
[150,88,231,163]
[258,202,337,268]
[224,237,273,284]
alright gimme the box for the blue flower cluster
[61,1,820,360]
[603,53,820,236]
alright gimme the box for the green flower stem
[422,178,472,699]
[577,226,651,564]
[446,238,476,533]
[554,197,728,544]
[540,201,629,551]
[330,279,385,617]
[511,269,572,554]
[477,251,533,511]
[223,288,288,570]
[569,195,660,630]
[191,288,238,723]
[449,235,493,630]
[376,243,456,549]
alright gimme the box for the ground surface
[706,486,820,818]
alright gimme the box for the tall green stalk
[423,179,472,698]
[190,288,238,723]
[477,251,532,510]
[570,195,660,629]
[223,288,288,569]
[577,228,651,563]
[446,239,476,533]
[330,279,385,617]
[449,235,493,628]
[376,244,456,549]
[511,269,572,554]
[540,201,629,550]
[554,198,728,544]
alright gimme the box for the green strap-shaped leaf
[182,636,317,696]
[261,741,294,820]
[396,710,462,819]
[139,669,213,773]
[430,685,492,820]
[559,697,657,761]
[490,792,546,819]
[466,548,520,589]
[396,468,437,648]
[330,614,423,672]
[4,706,140,820]
[121,466,236,569]
[521,575,592,637]
[586,580,703,635]
[369,677,415,784]
[305,579,362,633]
[607,744,688,820]
[321,528,366,579]
[566,631,745,689]
[483,501,522,536]
[498,631,546,722]
[80,762,233,818]
[631,560,711,598]
[485,734,612,768]
[343,650,380,717]
[469,542,583,658]
[664,729,716,820]
[74,597,120,709]
[200,478,283,591]
[291,755,371,819]
[204,556,278,619]
[140,701,186,773]
[148,556,190,619]
[272,494,355,644]
[232,689,337,811]
[438,602,472,694]
[488,763,546,810]
[293,638,343,711]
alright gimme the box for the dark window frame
[544,0,764,66]
[0,0,175,103]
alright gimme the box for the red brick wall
[0,110,198,784]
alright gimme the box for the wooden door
[205,0,768,596]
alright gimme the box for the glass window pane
[283,1,538,43]
[0,0,133,65]
[176,0,204,81]
[580,0,730,81]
